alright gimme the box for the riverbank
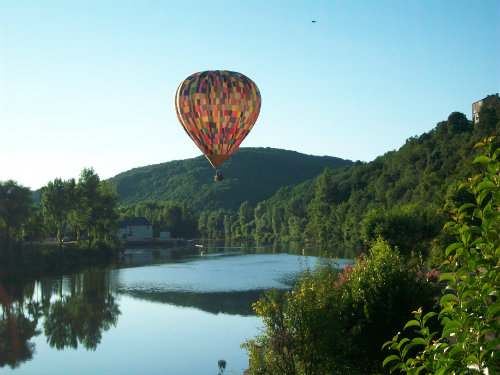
[0,238,201,280]
[0,240,118,279]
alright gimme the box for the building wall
[119,225,153,241]
[473,94,499,124]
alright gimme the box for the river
[0,244,353,375]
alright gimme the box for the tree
[0,180,33,247]
[24,207,45,244]
[306,168,335,243]
[77,168,101,242]
[361,204,444,256]
[40,169,118,246]
[40,178,75,242]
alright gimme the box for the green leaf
[440,294,458,306]
[415,365,427,375]
[411,337,426,346]
[397,337,410,350]
[422,311,437,326]
[458,203,476,214]
[404,320,421,329]
[487,302,500,319]
[445,243,462,256]
[477,180,496,191]
[435,365,449,375]
[401,342,419,359]
[473,155,490,164]
[443,320,462,337]
[444,221,456,230]
[383,355,400,368]
[487,160,498,174]
[439,273,455,283]
[449,345,465,358]
[465,354,479,364]
[382,340,395,350]
[492,147,500,161]
[487,338,500,350]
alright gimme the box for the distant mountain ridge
[109,147,352,212]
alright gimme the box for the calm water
[0,245,351,375]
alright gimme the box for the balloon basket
[214,171,223,182]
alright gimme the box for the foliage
[383,137,500,374]
[0,268,120,368]
[0,180,33,248]
[108,147,352,212]
[361,204,445,257]
[196,101,499,251]
[243,239,439,375]
[40,168,119,245]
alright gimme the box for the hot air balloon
[174,70,261,181]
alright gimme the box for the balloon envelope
[174,70,261,169]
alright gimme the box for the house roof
[118,217,151,228]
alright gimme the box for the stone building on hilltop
[472,94,499,124]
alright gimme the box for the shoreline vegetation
[242,137,500,375]
[0,240,119,280]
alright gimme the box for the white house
[118,217,153,242]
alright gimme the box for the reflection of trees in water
[0,281,42,369]
[43,269,121,350]
[0,268,121,369]
[122,289,265,316]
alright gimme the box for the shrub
[243,239,439,375]
[384,137,500,374]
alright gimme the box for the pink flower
[426,269,439,281]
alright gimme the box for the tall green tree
[0,180,33,247]
[306,168,335,243]
[40,178,76,242]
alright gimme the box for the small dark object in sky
[311,20,317,23]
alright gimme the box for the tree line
[198,98,500,262]
[0,168,119,253]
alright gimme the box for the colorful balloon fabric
[174,70,261,169]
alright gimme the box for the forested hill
[231,97,500,256]
[109,148,352,212]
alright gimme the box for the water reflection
[43,269,120,351]
[113,250,326,317]
[0,283,41,369]
[0,268,120,369]
[123,289,265,316]
[0,246,351,374]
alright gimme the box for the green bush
[243,239,439,375]
[384,137,500,374]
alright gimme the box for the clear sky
[1,0,499,190]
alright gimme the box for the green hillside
[198,97,500,256]
[109,148,352,212]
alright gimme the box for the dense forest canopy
[196,97,500,257]
[108,148,352,212]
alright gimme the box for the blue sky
[1,0,499,190]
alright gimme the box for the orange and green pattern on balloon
[174,70,261,169]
